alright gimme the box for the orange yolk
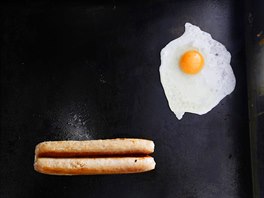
[179,50,204,74]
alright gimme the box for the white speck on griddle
[99,74,106,83]
[73,114,78,121]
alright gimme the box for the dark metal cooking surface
[245,0,264,197]
[1,0,252,197]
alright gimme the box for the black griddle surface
[0,0,252,197]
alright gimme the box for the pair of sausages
[34,138,155,175]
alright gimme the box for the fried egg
[159,23,236,120]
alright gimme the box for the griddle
[1,0,263,197]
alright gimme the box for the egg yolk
[179,50,204,74]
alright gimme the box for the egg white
[159,23,236,119]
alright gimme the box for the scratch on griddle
[257,112,264,117]
[113,0,117,10]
